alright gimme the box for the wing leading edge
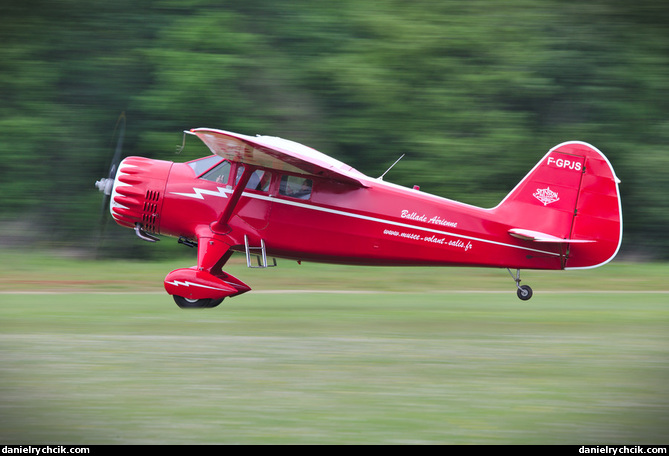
[190,128,369,188]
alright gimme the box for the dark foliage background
[1,0,667,258]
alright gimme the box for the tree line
[1,0,667,258]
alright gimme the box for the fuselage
[151,156,564,270]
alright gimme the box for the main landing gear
[173,296,224,309]
[507,268,533,301]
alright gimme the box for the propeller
[95,112,126,218]
[93,113,127,256]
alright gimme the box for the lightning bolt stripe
[171,187,229,200]
[166,280,229,291]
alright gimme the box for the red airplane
[96,126,622,308]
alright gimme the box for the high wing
[190,128,369,188]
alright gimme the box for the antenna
[379,154,405,180]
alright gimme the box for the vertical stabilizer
[493,142,622,269]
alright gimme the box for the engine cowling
[109,157,172,235]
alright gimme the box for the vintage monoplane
[95,122,622,308]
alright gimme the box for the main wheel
[173,295,224,309]
[517,285,533,301]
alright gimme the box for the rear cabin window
[279,175,312,200]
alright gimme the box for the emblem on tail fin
[533,187,560,206]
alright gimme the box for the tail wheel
[507,268,534,301]
[517,285,533,301]
[173,296,224,309]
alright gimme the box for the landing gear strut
[507,268,533,301]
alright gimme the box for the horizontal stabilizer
[509,228,595,244]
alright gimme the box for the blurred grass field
[0,251,668,444]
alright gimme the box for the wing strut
[211,165,256,234]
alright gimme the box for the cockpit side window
[200,160,231,184]
[236,166,271,192]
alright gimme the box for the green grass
[1,251,668,444]
[1,249,668,293]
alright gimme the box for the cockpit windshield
[187,155,224,176]
[188,156,230,184]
